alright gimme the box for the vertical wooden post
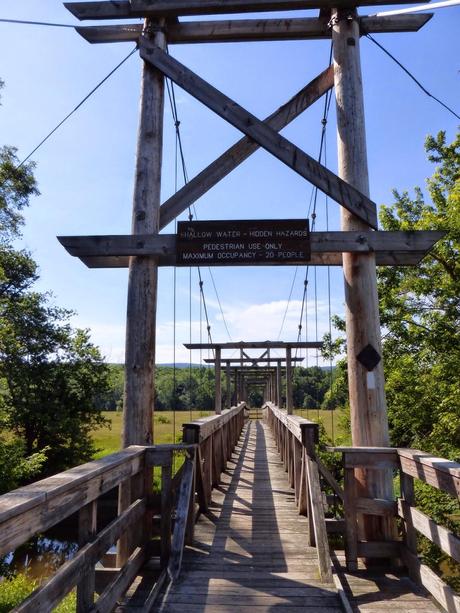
[286,347,293,415]
[123,21,166,447]
[76,500,97,612]
[332,9,394,542]
[276,362,282,408]
[215,346,222,414]
[226,362,231,408]
[161,454,172,567]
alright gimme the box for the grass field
[294,408,349,445]
[91,410,212,458]
[92,408,349,458]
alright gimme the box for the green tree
[378,130,460,459]
[0,109,109,475]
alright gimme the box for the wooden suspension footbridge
[1,0,459,611]
[1,401,459,611]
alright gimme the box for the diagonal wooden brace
[139,39,378,229]
[159,65,333,229]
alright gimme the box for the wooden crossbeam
[204,357,304,363]
[65,0,432,20]
[184,341,323,349]
[139,41,378,229]
[58,230,444,258]
[75,15,433,45]
[69,252,430,267]
[160,67,333,229]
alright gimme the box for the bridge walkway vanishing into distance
[120,415,441,613]
[1,403,456,612]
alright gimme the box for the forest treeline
[97,362,335,413]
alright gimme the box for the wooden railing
[336,446,460,613]
[0,402,248,612]
[182,401,248,511]
[263,401,335,582]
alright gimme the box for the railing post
[76,500,97,612]
[286,347,293,414]
[161,451,172,567]
[400,471,418,580]
[215,346,222,414]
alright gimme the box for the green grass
[91,410,212,459]
[293,408,349,444]
[0,574,76,612]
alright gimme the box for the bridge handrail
[262,402,333,583]
[182,401,247,511]
[182,401,247,443]
[0,443,201,612]
[334,446,460,613]
[0,445,146,559]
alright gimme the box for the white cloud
[71,296,344,367]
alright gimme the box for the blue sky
[0,1,459,365]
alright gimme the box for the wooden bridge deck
[121,419,441,613]
[153,420,342,612]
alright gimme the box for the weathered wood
[123,23,166,449]
[65,0,433,20]
[14,499,146,612]
[343,467,358,571]
[183,403,245,443]
[168,457,194,581]
[316,456,344,501]
[398,500,460,563]
[68,249,432,269]
[185,451,197,544]
[304,448,333,582]
[332,8,395,547]
[142,568,168,611]
[356,540,401,558]
[186,341,322,350]
[214,346,222,415]
[265,402,318,444]
[74,14,432,44]
[401,547,460,613]
[59,231,443,272]
[161,458,172,567]
[0,446,145,559]
[195,445,208,513]
[356,496,397,516]
[77,500,97,612]
[91,546,147,613]
[140,41,378,229]
[160,67,332,228]
[286,348,294,415]
[116,477,132,567]
[298,446,308,515]
[398,448,460,498]
[400,471,418,575]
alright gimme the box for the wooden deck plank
[151,421,339,612]
[118,420,443,612]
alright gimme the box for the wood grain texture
[159,66,333,228]
[0,446,144,558]
[154,421,340,611]
[14,499,145,612]
[74,14,432,44]
[332,9,395,548]
[65,0,433,20]
[398,500,460,563]
[139,40,378,229]
[398,448,460,497]
[123,24,166,448]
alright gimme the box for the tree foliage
[0,121,109,476]
[378,130,460,460]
